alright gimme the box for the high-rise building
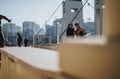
[53,18,63,43]
[83,22,95,35]
[46,24,56,43]
[22,21,40,45]
[46,18,63,44]
[2,23,21,45]
[16,26,22,33]
[62,0,83,38]
[95,0,103,35]
[53,18,63,37]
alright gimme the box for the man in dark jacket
[24,37,28,47]
[0,15,11,47]
[66,23,74,37]
[17,33,22,47]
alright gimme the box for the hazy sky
[0,0,94,27]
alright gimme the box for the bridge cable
[36,2,62,35]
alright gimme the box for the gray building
[62,0,83,38]
[83,22,95,35]
[46,18,63,44]
[46,24,57,43]
[33,35,52,46]
[53,18,63,43]
[2,23,21,45]
[95,0,104,35]
[22,21,40,45]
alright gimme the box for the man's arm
[81,28,87,35]
[0,15,11,22]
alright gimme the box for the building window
[70,8,78,13]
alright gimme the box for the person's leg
[19,42,21,47]
[18,42,21,47]
[25,43,27,47]
[0,32,4,47]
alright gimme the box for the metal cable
[36,2,62,35]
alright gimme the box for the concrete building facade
[62,0,83,37]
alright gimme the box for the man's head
[68,23,73,28]
[75,23,79,26]
[75,23,81,29]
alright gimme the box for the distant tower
[95,0,103,35]
[62,0,83,37]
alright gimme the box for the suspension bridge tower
[62,0,83,38]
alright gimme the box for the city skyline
[0,0,94,27]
